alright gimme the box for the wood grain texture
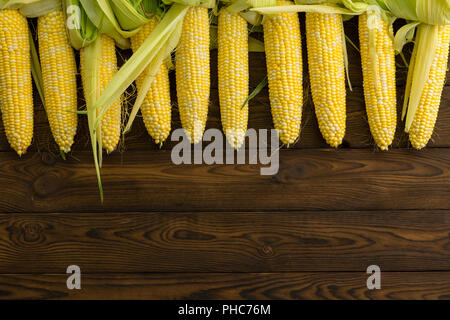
[0,272,449,299]
[0,18,448,300]
[0,211,449,273]
[0,149,449,212]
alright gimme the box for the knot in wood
[262,245,274,256]
[22,222,43,243]
[33,173,60,197]
[6,220,47,247]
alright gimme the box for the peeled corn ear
[38,9,78,153]
[218,9,249,149]
[263,0,303,145]
[176,6,210,144]
[408,25,450,149]
[0,9,33,155]
[359,11,397,151]
[306,12,346,148]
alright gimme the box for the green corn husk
[381,0,449,25]
[19,0,59,15]
[0,0,40,9]
[95,0,182,134]
[62,0,99,49]
[90,0,214,136]
[81,35,104,201]
[60,0,130,201]
[379,0,450,131]
[72,1,191,200]
[96,0,267,141]
[61,0,104,200]
[80,0,130,48]
[108,0,154,31]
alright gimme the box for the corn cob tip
[226,137,245,150]
[409,137,427,150]
[330,141,342,148]
[151,130,170,145]
[104,145,117,154]
[12,142,31,156]
[9,140,32,157]
[224,128,246,149]
[278,129,301,146]
[411,143,426,150]
[182,119,207,144]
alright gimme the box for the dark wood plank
[0,272,449,299]
[0,149,449,212]
[1,210,449,273]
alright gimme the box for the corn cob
[359,12,397,150]
[263,0,302,145]
[408,25,450,149]
[130,17,171,145]
[175,6,210,144]
[80,34,122,152]
[38,9,78,153]
[306,12,346,148]
[218,9,248,149]
[0,9,33,155]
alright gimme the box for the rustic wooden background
[0,17,449,300]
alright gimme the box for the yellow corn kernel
[80,35,122,152]
[38,9,78,153]
[175,6,210,144]
[306,12,346,148]
[131,18,171,145]
[263,1,302,145]
[409,25,450,149]
[0,9,33,155]
[359,12,397,150]
[218,9,248,149]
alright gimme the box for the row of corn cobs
[0,0,449,157]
